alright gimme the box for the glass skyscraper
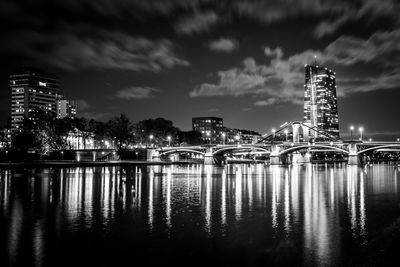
[303,63,339,137]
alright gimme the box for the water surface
[1,164,399,266]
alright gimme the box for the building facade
[57,99,77,119]
[192,117,223,144]
[10,68,60,131]
[303,63,339,137]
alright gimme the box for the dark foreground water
[0,164,400,266]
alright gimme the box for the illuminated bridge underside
[155,140,400,165]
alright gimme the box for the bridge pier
[348,154,360,165]
[292,152,311,164]
[270,155,281,165]
[147,149,162,162]
[347,143,360,165]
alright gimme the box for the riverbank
[0,160,201,168]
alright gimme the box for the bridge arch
[357,144,400,155]
[279,144,349,156]
[212,146,271,156]
[159,149,205,156]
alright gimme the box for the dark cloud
[115,86,160,100]
[191,29,400,104]
[4,30,189,72]
[208,38,239,52]
[174,11,219,35]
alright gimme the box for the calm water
[1,164,400,266]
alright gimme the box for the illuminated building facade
[57,99,77,119]
[303,63,339,137]
[10,68,60,131]
[192,117,223,143]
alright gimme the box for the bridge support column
[292,151,311,164]
[347,143,360,165]
[147,149,161,162]
[348,154,360,165]
[204,147,217,165]
[270,144,282,165]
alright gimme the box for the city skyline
[1,0,400,139]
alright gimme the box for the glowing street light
[284,129,289,142]
[350,125,354,141]
[235,134,240,145]
[149,134,154,147]
[358,127,363,141]
[221,132,226,145]
[167,135,171,147]
[369,138,372,142]
[206,132,211,144]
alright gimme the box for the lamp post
[222,132,226,145]
[167,135,171,147]
[284,129,288,142]
[350,125,354,141]
[149,134,154,147]
[235,134,240,145]
[206,132,210,145]
[358,127,363,141]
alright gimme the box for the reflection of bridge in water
[151,122,400,165]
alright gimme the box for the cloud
[4,30,190,72]
[174,11,219,35]
[233,0,400,38]
[264,47,283,59]
[191,29,400,104]
[115,86,160,100]
[254,99,278,106]
[208,38,239,52]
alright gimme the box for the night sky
[1,0,399,139]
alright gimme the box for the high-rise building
[10,68,60,131]
[303,62,339,137]
[57,99,77,119]
[192,117,223,144]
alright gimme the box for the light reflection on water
[0,164,400,266]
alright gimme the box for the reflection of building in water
[2,165,400,266]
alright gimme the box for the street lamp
[206,132,210,144]
[221,132,226,145]
[369,138,372,142]
[167,135,171,147]
[284,129,288,142]
[271,128,276,140]
[149,134,154,147]
[235,134,240,145]
[358,127,363,141]
[397,138,400,142]
[350,125,354,141]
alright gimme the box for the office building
[303,62,339,137]
[192,117,223,144]
[10,68,60,131]
[57,99,77,119]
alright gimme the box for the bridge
[148,122,400,165]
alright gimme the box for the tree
[106,114,134,149]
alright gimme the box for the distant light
[369,138,372,142]
[350,125,354,131]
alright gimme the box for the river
[1,164,399,266]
